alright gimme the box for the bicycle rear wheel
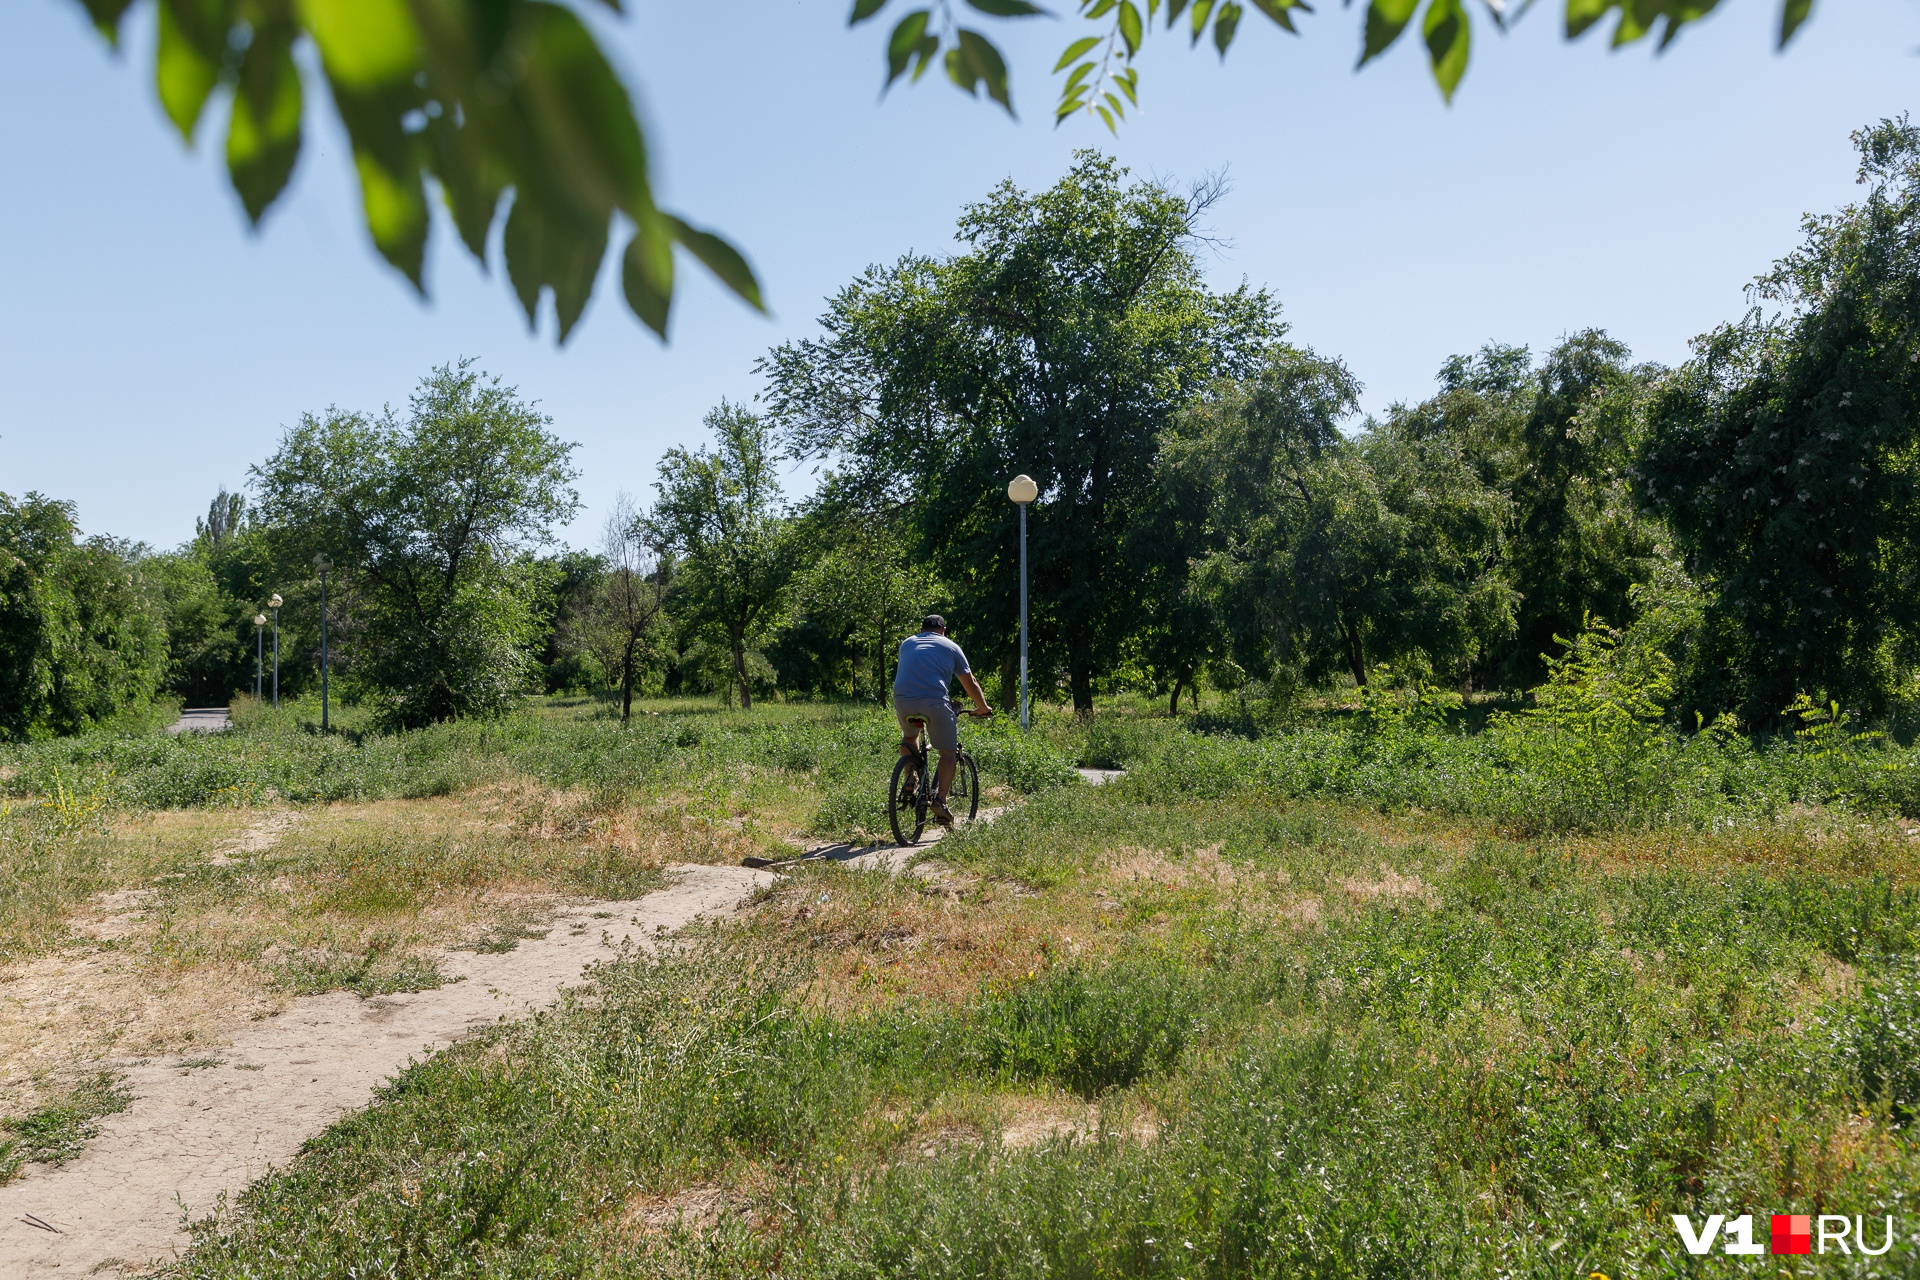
[949,751,980,823]
[889,755,927,846]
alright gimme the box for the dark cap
[922,614,947,633]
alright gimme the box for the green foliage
[766,153,1284,712]
[1856,956,1920,1123]
[785,496,938,703]
[1639,118,1920,723]
[1173,364,1516,691]
[1489,616,1678,826]
[71,0,762,342]
[0,1072,132,1182]
[855,0,1821,130]
[564,497,665,721]
[648,404,792,711]
[251,361,579,729]
[968,957,1199,1097]
[0,492,169,741]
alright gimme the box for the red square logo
[1771,1214,1811,1255]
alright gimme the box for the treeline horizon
[6,120,1920,742]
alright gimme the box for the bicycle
[889,699,988,846]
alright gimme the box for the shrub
[966,958,1199,1097]
[1857,956,1920,1123]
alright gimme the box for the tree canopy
[1639,118,1920,722]
[251,360,579,727]
[764,153,1283,711]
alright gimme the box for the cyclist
[893,614,992,825]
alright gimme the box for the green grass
[160,786,1920,1278]
[6,694,1918,1273]
[0,1072,132,1182]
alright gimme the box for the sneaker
[928,800,954,827]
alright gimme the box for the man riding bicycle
[893,614,992,826]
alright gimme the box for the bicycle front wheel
[950,752,980,824]
[889,755,927,846]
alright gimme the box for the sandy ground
[0,862,773,1276]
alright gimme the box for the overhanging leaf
[621,226,673,336]
[886,10,932,85]
[1564,0,1609,38]
[352,147,428,287]
[511,3,650,227]
[950,28,1014,112]
[1422,0,1468,100]
[1189,0,1215,43]
[154,1,219,141]
[1360,0,1419,65]
[666,214,765,312]
[1778,0,1812,46]
[73,0,138,41]
[850,0,889,21]
[298,0,421,88]
[1054,35,1101,69]
[503,191,609,341]
[1118,0,1144,55]
[227,29,304,221]
[1213,0,1242,54]
[966,0,1048,14]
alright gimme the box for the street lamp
[253,613,267,702]
[312,555,332,732]
[268,594,282,708]
[1007,474,1038,731]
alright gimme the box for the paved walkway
[166,709,231,735]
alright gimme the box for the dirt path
[0,863,773,1276]
[0,768,1118,1274]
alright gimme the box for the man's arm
[957,671,991,717]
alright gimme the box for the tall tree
[649,403,792,710]
[572,494,670,724]
[1639,118,1920,720]
[765,153,1282,711]
[0,493,168,740]
[1168,355,1513,689]
[251,361,579,727]
[1386,336,1667,688]
[1500,332,1666,687]
[788,490,940,705]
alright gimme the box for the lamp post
[312,555,331,732]
[253,614,267,702]
[268,594,282,708]
[1007,474,1038,731]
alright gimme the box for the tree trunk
[998,650,1018,713]
[1167,670,1186,717]
[620,637,636,725]
[1069,652,1094,715]
[1339,615,1368,688]
[732,632,752,710]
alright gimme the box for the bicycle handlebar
[950,700,994,718]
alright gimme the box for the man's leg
[934,747,958,801]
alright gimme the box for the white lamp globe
[268,594,283,609]
[254,614,267,626]
[1007,474,1038,504]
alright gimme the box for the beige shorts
[894,697,959,751]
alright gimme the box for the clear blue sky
[2,0,1915,551]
